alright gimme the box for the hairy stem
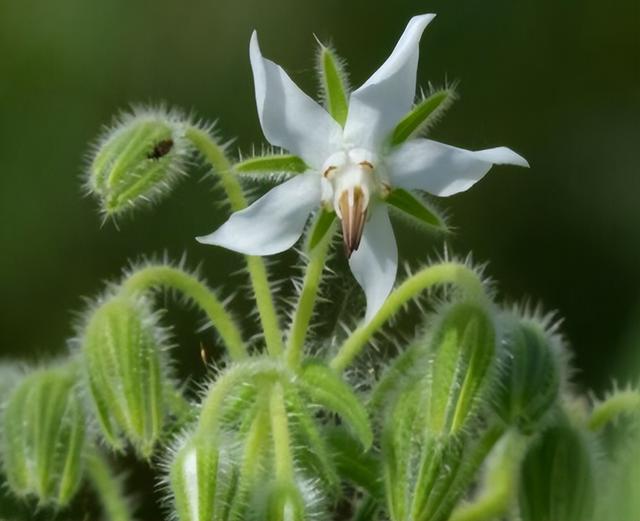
[286,221,336,368]
[269,382,294,482]
[330,262,486,372]
[86,451,134,521]
[120,264,247,361]
[588,389,640,431]
[186,126,284,357]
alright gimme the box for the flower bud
[493,315,561,432]
[169,434,221,521]
[1,365,86,506]
[422,300,497,435]
[86,107,190,216]
[249,478,324,521]
[81,295,171,457]
[519,422,596,521]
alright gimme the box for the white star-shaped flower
[198,14,528,321]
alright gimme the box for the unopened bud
[493,315,561,432]
[1,365,86,506]
[519,422,596,521]
[169,434,221,521]
[423,300,497,435]
[86,107,190,216]
[81,295,171,457]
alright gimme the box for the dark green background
[1,0,638,393]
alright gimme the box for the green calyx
[519,421,596,521]
[1,365,86,506]
[80,294,172,458]
[87,107,190,217]
[493,313,562,433]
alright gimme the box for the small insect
[147,138,174,159]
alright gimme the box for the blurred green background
[0,0,638,395]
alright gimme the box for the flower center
[320,148,379,257]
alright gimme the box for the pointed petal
[343,14,436,149]
[387,139,529,197]
[197,172,320,255]
[349,205,398,322]
[250,31,342,169]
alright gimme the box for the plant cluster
[1,14,638,521]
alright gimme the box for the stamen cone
[339,187,367,257]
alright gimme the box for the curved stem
[85,451,134,521]
[588,389,640,431]
[120,264,247,361]
[269,382,294,482]
[286,221,336,368]
[186,126,284,357]
[330,262,486,372]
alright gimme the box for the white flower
[198,14,528,321]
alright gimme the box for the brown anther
[338,187,367,258]
[359,160,374,171]
[323,165,337,178]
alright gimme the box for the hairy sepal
[386,189,449,233]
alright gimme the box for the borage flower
[198,14,528,320]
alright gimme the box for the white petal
[343,14,436,150]
[197,172,320,255]
[349,205,398,322]
[250,31,342,169]
[387,139,529,197]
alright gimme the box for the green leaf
[386,189,448,231]
[306,209,336,252]
[234,154,308,174]
[390,87,458,146]
[298,362,373,449]
[317,44,350,126]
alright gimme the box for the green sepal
[235,154,308,175]
[317,44,350,126]
[298,362,373,449]
[386,189,448,232]
[2,365,86,506]
[325,426,383,499]
[493,314,561,433]
[422,300,496,436]
[88,107,190,216]
[519,421,596,521]
[306,209,336,252]
[390,86,458,146]
[81,295,171,458]
[170,434,220,521]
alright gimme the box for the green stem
[449,430,528,521]
[85,451,133,521]
[120,264,247,361]
[186,126,284,357]
[269,382,294,482]
[330,262,486,372]
[286,222,335,368]
[588,389,640,431]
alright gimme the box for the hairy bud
[493,315,561,432]
[519,422,596,521]
[169,433,222,521]
[86,106,190,216]
[80,294,171,457]
[422,300,497,435]
[382,300,498,521]
[1,365,86,506]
